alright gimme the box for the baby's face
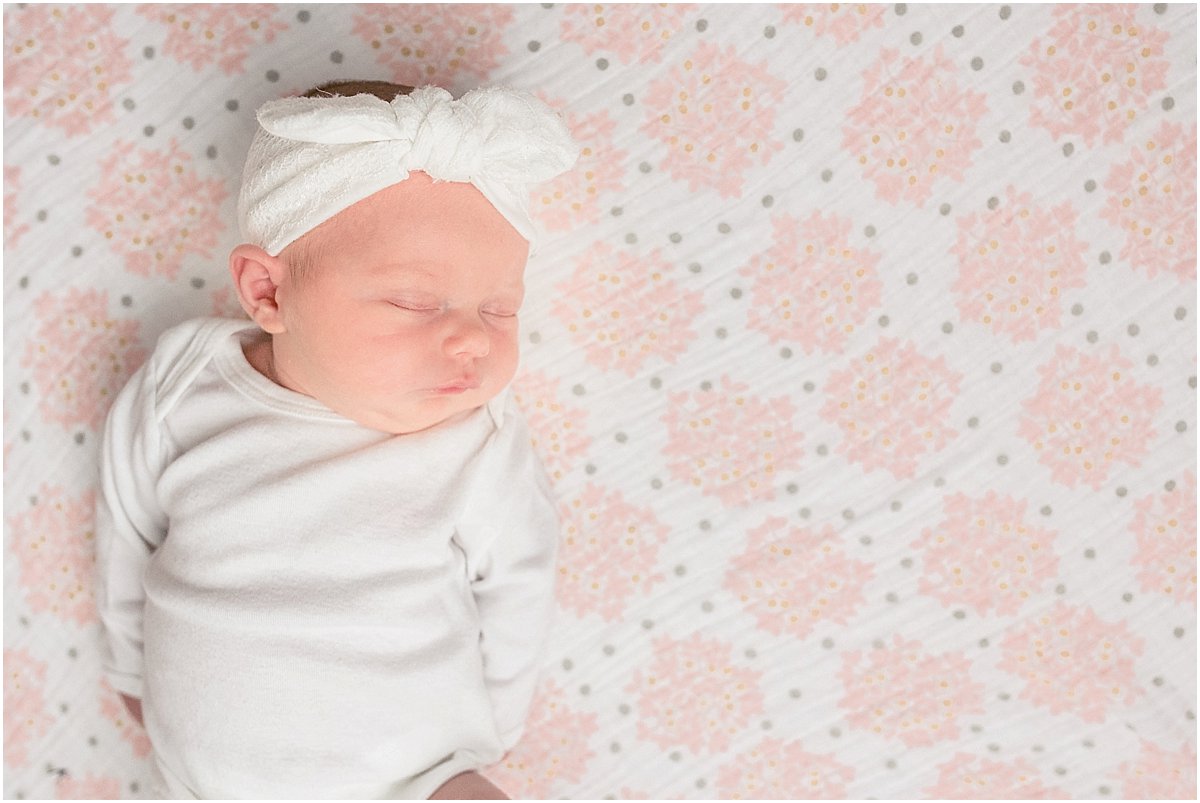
[272,172,529,434]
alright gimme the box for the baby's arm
[455,401,561,753]
[94,355,167,717]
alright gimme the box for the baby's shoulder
[142,316,254,410]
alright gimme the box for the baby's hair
[281,79,417,283]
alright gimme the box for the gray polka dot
[886,759,897,769]
[715,327,727,339]
[1165,479,1176,491]
[910,32,922,46]
[88,736,97,746]
[900,558,913,569]
[1055,584,1066,595]
[1083,739,1094,748]
[528,331,541,344]
[953,609,966,619]
[330,51,343,63]
[528,41,540,52]
[701,600,714,612]
[886,591,899,602]
[1116,486,1127,497]
[650,478,662,489]
[997,453,1009,466]
[906,272,919,285]
[695,778,706,789]
[191,277,205,289]
[642,619,654,629]
[1040,505,1052,516]
[1032,744,1044,752]
[1175,306,1188,320]
[895,4,907,15]
[860,535,872,546]
[815,67,827,81]
[717,222,731,233]
[225,99,238,112]
[1189,376,1196,389]
[206,145,217,158]
[618,703,631,714]
[971,56,984,70]
[1013,80,1025,95]
[793,128,804,142]
[572,384,585,396]
[123,98,135,110]
[1154,3,1167,12]
[1128,323,1140,336]
[987,195,1000,210]
[36,209,47,221]
[829,725,840,737]
[968,416,979,427]
[891,500,903,510]
[999,5,1011,19]
[821,637,834,648]
[1054,767,1067,776]
[603,644,615,656]
[121,295,132,307]
[615,432,628,443]
[622,93,634,105]
[298,9,310,22]
[624,233,637,244]
[999,130,1012,143]
[779,347,792,358]
[730,287,742,299]
[1063,142,1074,157]
[611,206,623,216]
[1099,251,1111,264]
[47,154,60,165]
[74,432,85,445]
[596,58,609,70]
[942,321,954,333]
[843,508,855,520]
[1162,96,1175,111]
[19,381,28,394]
[650,377,662,389]
[979,638,990,648]
[952,24,964,37]
[696,18,708,32]
[864,224,876,237]
[1176,420,1188,433]
[1085,548,1096,559]
[816,444,828,456]
[20,430,29,441]
[764,25,775,38]
[700,380,712,391]
[799,508,811,519]
[821,168,833,182]
[674,565,686,576]
[585,464,596,475]
[266,69,280,82]
[669,751,682,762]
[1153,676,1164,686]
[1084,179,1096,192]
[802,381,814,392]
[1099,786,1111,795]
[580,684,590,695]
[143,125,155,137]
[143,46,155,59]
[1147,354,1159,367]
[762,195,774,207]
[19,276,28,289]
[939,203,951,215]
[1087,331,1099,343]
[786,483,798,494]
[611,742,620,753]
[562,658,573,670]
[182,116,194,129]
[970,724,983,734]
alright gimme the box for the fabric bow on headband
[237,85,581,257]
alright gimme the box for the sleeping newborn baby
[94,79,579,799]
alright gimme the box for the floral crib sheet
[3,3,1197,799]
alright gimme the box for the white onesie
[94,316,560,799]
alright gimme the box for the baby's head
[229,80,578,435]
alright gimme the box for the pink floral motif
[641,41,788,198]
[21,288,147,431]
[739,211,885,351]
[556,483,671,622]
[553,241,705,377]
[724,516,873,639]
[1129,471,1197,605]
[530,101,628,233]
[349,4,515,86]
[1100,120,1197,281]
[842,44,988,207]
[922,752,1070,798]
[8,485,97,625]
[996,601,1145,723]
[2,4,134,136]
[4,164,31,249]
[838,635,986,748]
[949,185,1090,343]
[817,337,963,479]
[511,370,591,485]
[486,679,598,798]
[134,5,287,74]
[559,4,697,65]
[1019,5,1171,147]
[3,648,54,768]
[1113,738,1198,799]
[55,773,122,799]
[1017,343,1164,490]
[84,139,228,280]
[779,4,889,45]
[911,491,1061,616]
[626,633,765,754]
[98,678,152,757]
[714,736,856,798]
[662,375,803,507]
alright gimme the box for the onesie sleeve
[94,352,168,700]
[454,394,561,754]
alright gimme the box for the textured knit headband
[237,84,581,257]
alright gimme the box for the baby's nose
[445,313,490,358]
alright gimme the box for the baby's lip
[432,377,481,393]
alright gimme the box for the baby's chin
[345,391,492,436]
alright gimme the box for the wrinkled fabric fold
[238,85,580,256]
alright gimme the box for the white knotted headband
[237,84,581,257]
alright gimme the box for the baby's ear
[229,244,288,334]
